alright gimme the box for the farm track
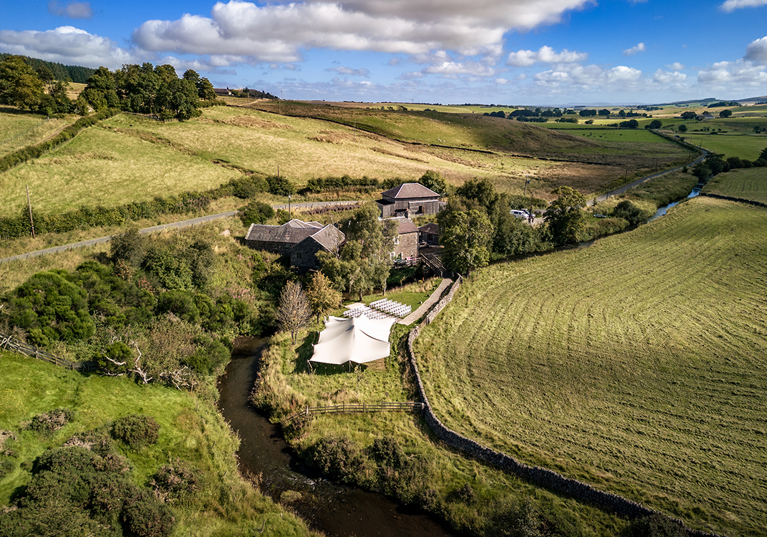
[415,196,767,536]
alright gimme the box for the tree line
[0,55,219,120]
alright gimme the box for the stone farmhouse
[376,183,445,218]
[386,217,419,262]
[244,219,345,272]
[418,223,440,247]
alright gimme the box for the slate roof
[418,223,439,234]
[385,217,418,234]
[307,225,345,251]
[381,182,440,200]
[246,220,345,251]
[245,224,317,244]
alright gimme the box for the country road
[0,200,365,265]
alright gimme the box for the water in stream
[217,344,454,537]
[648,182,704,221]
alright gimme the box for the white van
[510,209,532,220]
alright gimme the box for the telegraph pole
[26,185,35,238]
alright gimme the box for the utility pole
[26,185,35,238]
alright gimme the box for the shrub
[110,415,160,450]
[266,174,296,196]
[122,496,175,537]
[624,514,688,537]
[308,436,373,485]
[26,408,74,434]
[150,461,200,502]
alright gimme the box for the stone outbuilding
[418,223,440,247]
[245,219,344,272]
[376,183,445,218]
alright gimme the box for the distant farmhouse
[245,219,345,272]
[376,183,445,218]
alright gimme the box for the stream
[217,341,454,537]
[648,181,705,221]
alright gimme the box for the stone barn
[377,183,445,218]
[245,219,345,272]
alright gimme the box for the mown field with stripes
[704,167,767,204]
[415,196,767,536]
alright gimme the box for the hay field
[704,167,767,203]
[0,111,74,157]
[681,133,767,160]
[415,196,767,536]
[0,124,240,218]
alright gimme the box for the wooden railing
[0,333,93,371]
[281,401,423,426]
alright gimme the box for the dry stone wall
[407,278,722,537]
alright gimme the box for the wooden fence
[0,333,93,371]
[282,401,423,426]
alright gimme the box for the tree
[691,163,710,181]
[240,200,274,226]
[678,124,688,133]
[598,109,610,116]
[418,170,447,195]
[647,119,662,129]
[680,111,697,119]
[719,109,732,118]
[305,271,342,322]
[760,146,767,162]
[612,200,647,226]
[0,55,44,110]
[544,186,587,245]
[438,208,493,275]
[277,281,311,344]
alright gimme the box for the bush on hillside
[110,415,160,450]
[26,408,74,434]
[239,200,274,226]
[612,200,649,226]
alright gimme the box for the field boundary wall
[406,278,722,536]
[701,192,767,208]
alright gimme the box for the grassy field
[0,351,314,536]
[0,110,75,157]
[679,133,766,160]
[414,196,767,536]
[0,123,241,218]
[704,167,767,203]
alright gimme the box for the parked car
[510,209,532,219]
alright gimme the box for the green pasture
[0,351,313,536]
[0,124,241,218]
[415,196,767,537]
[0,111,74,157]
[682,133,766,160]
[547,127,669,143]
[704,167,767,203]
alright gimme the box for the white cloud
[48,0,93,19]
[495,78,509,84]
[506,45,588,66]
[0,26,135,69]
[652,69,687,88]
[667,62,686,71]
[697,59,767,86]
[424,61,497,77]
[328,66,370,77]
[744,36,767,64]
[623,42,646,56]
[534,63,641,90]
[719,0,767,12]
[133,0,592,63]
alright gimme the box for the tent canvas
[310,315,396,365]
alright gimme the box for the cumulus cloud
[652,69,687,88]
[0,26,134,69]
[623,42,646,56]
[48,0,93,19]
[667,62,686,71]
[424,60,497,77]
[697,59,767,86]
[719,0,767,12]
[133,0,592,64]
[328,66,370,76]
[506,45,587,66]
[534,63,641,90]
[744,36,767,64]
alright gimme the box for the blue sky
[2,0,767,105]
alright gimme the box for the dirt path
[399,278,452,325]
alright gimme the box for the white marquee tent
[310,315,396,366]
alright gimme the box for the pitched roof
[381,182,440,200]
[308,225,345,251]
[284,219,323,229]
[384,217,418,234]
[245,223,317,244]
[418,223,439,234]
